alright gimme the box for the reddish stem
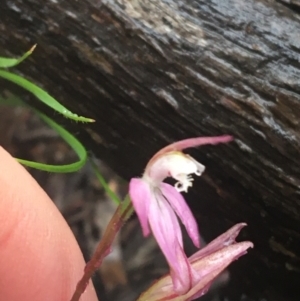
[70,203,132,301]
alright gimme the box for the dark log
[0,0,300,300]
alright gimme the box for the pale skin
[0,147,98,301]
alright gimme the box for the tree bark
[0,0,300,300]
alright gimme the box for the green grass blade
[0,70,94,122]
[0,95,88,172]
[1,96,120,201]
[0,45,36,68]
[121,194,134,219]
[16,113,88,172]
[90,158,122,205]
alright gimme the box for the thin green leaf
[0,70,95,122]
[90,158,122,205]
[0,45,36,68]
[121,194,134,219]
[16,113,88,172]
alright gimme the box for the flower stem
[70,195,133,301]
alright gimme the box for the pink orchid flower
[129,135,233,294]
[137,223,253,301]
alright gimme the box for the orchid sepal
[137,223,253,301]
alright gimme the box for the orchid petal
[129,178,151,236]
[189,223,247,262]
[188,241,253,300]
[161,182,200,248]
[137,240,253,301]
[148,192,192,294]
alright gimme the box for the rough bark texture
[0,0,300,300]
